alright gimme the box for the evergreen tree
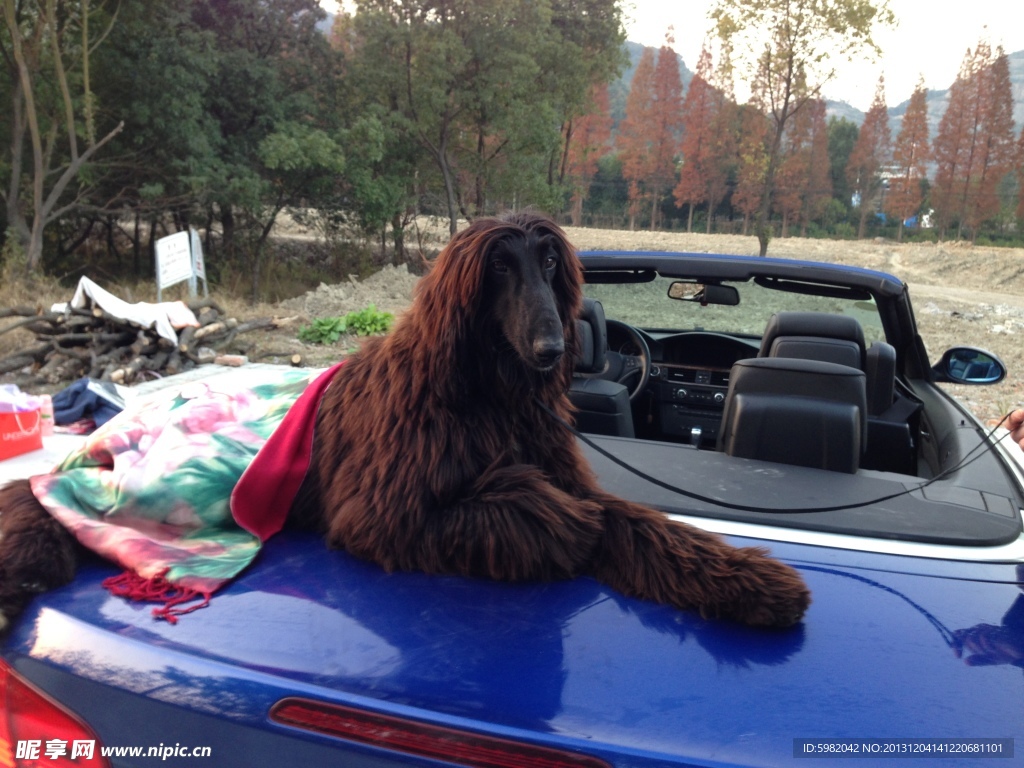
[347,0,624,235]
[827,117,860,211]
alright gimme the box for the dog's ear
[415,219,495,326]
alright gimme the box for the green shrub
[345,305,395,336]
[832,222,856,240]
[298,305,394,344]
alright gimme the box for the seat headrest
[865,341,896,416]
[576,297,608,374]
[760,311,866,367]
[726,357,867,407]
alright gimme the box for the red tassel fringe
[102,569,212,624]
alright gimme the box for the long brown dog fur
[290,211,810,627]
[0,211,810,630]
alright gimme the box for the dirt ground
[7,225,1024,425]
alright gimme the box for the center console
[650,365,730,447]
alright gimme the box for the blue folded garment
[52,377,125,427]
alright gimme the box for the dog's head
[416,212,583,381]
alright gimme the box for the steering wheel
[604,320,651,401]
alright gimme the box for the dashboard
[607,322,759,447]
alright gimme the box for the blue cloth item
[52,378,125,427]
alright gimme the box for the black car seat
[758,311,917,473]
[568,298,635,438]
[718,357,867,473]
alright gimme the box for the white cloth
[52,277,199,344]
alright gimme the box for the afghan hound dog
[0,212,810,630]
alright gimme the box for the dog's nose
[534,338,564,367]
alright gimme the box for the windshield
[582,275,886,343]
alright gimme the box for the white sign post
[155,228,209,301]
[189,227,209,298]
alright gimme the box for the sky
[621,0,1024,111]
[321,0,1024,112]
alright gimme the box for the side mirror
[932,347,1006,385]
[668,281,739,306]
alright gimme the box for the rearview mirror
[932,347,1006,385]
[668,282,739,306]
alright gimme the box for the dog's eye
[491,259,509,274]
[544,255,558,270]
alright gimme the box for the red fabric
[230,361,345,541]
[102,569,211,625]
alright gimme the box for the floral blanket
[29,363,343,622]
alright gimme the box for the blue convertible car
[1,251,1021,767]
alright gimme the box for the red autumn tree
[674,41,737,234]
[845,76,891,238]
[885,79,930,241]
[772,111,808,237]
[932,41,1016,240]
[776,98,831,237]
[931,47,975,237]
[732,69,772,236]
[799,99,832,235]
[674,44,716,231]
[703,44,738,233]
[617,47,657,230]
[1017,126,1024,224]
[564,83,613,226]
[648,32,684,229]
[969,47,1016,234]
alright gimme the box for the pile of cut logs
[0,298,296,386]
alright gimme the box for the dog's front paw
[717,547,811,628]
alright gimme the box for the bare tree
[2,0,124,272]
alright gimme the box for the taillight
[0,660,110,768]
[270,698,611,768]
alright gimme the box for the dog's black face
[484,231,566,372]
